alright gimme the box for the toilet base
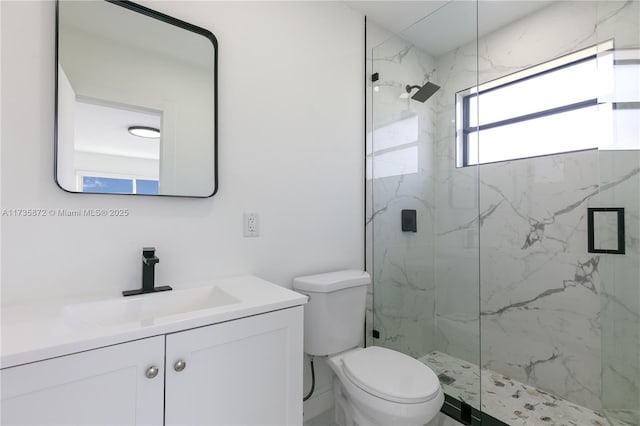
[332,377,441,426]
[333,379,353,426]
[334,377,375,426]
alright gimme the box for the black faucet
[122,247,173,296]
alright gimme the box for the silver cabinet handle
[145,366,159,379]
[174,359,186,372]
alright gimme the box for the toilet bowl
[327,347,443,426]
[292,271,444,426]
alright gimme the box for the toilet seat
[342,346,440,404]
[328,347,444,426]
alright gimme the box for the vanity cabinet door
[1,336,164,426]
[164,306,304,426]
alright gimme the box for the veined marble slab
[606,410,640,426]
[420,351,636,426]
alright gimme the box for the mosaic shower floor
[419,351,636,426]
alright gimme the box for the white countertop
[1,276,307,369]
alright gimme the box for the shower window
[456,42,613,167]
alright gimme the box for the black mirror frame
[54,0,218,198]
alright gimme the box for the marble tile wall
[477,150,604,409]
[475,148,639,419]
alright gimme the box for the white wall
[0,0,364,305]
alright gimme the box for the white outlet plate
[243,213,259,237]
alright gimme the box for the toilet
[293,270,444,426]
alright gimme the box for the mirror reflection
[56,0,217,197]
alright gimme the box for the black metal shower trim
[441,394,508,426]
[401,209,417,232]
[587,207,625,254]
[363,16,368,348]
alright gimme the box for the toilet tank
[293,270,370,356]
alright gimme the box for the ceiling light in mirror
[128,126,161,139]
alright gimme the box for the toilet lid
[342,347,440,404]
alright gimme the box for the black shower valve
[401,209,417,232]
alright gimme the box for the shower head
[405,82,440,103]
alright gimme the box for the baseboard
[303,385,334,423]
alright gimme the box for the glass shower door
[598,2,640,423]
[475,1,640,425]
[599,148,640,426]
[475,3,609,421]
[368,1,481,418]
[368,2,640,425]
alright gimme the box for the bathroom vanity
[0,276,306,425]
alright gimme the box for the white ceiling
[74,100,160,160]
[346,0,553,56]
[345,1,450,36]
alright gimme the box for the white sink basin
[62,286,240,329]
[1,275,308,369]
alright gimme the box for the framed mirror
[55,0,217,197]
